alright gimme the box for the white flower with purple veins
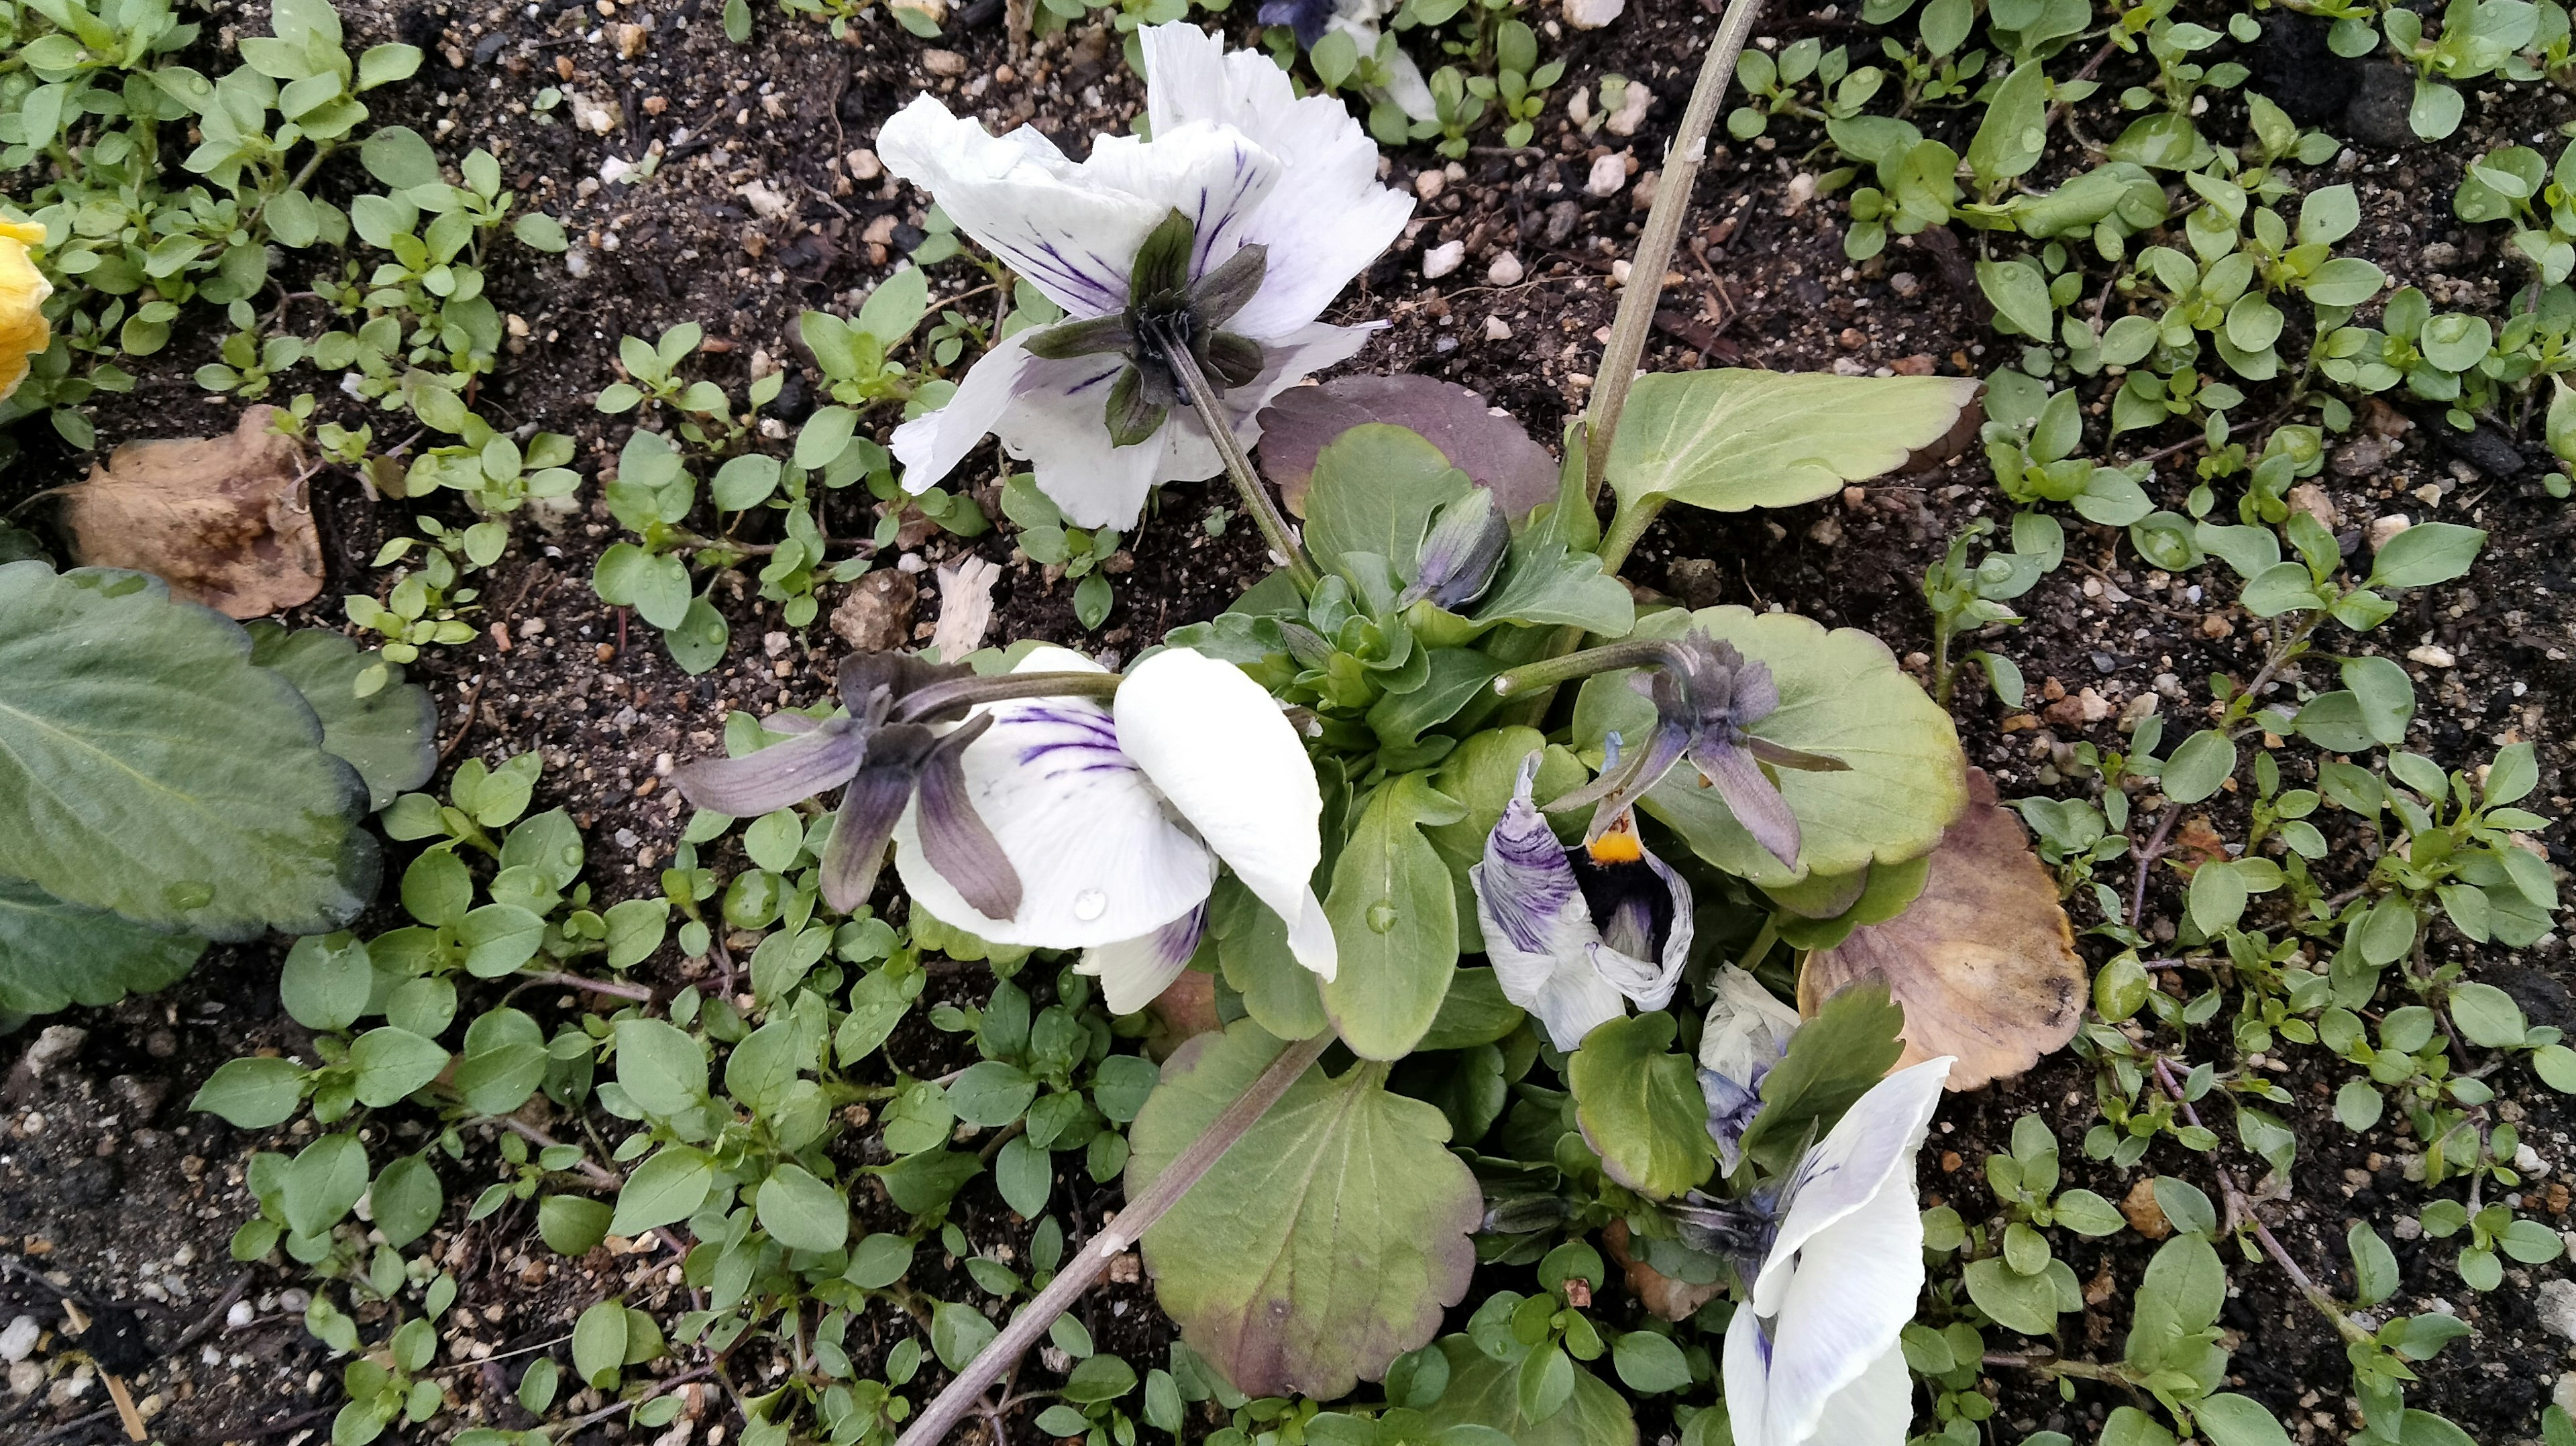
[891,644,1336,1012]
[1721,1058,1953,1446]
[876,21,1413,531]
[1697,964,1803,1173]
[1469,747,1693,1052]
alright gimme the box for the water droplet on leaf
[1365,901,1397,934]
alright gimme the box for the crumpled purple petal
[674,720,866,819]
[1695,740,1803,872]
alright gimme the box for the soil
[5,1,2576,1443]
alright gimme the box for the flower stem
[1595,494,1667,576]
[1489,637,1676,698]
[1157,331,1322,596]
[1581,0,1768,504]
[894,669,1125,722]
[894,1030,1334,1446]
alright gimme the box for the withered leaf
[1256,375,1559,521]
[55,406,323,619]
[1800,768,2083,1091]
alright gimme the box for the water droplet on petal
[1365,901,1397,934]
[1073,889,1108,922]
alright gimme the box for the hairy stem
[1582,0,1768,502]
[895,1031,1334,1446]
[1489,636,1678,698]
[1158,331,1320,596]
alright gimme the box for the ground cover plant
[3,0,2576,1443]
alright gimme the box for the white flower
[1723,1057,1953,1446]
[1468,748,1692,1052]
[1698,965,1802,1172]
[891,644,1335,1011]
[876,21,1411,531]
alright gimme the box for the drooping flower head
[673,653,1019,918]
[1255,0,1437,121]
[1396,486,1509,612]
[1697,964,1803,1173]
[1470,746,1691,1052]
[1555,630,1848,871]
[1717,1058,1953,1446]
[892,644,1334,1011]
[878,22,1411,531]
[0,216,54,403]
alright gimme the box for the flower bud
[1401,486,1509,610]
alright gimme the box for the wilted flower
[892,644,1334,1011]
[1555,630,1847,871]
[1469,746,1691,1052]
[1719,1058,1953,1446]
[672,654,1018,918]
[0,216,54,403]
[878,21,1411,531]
[1697,964,1801,1172]
[1396,486,1509,611]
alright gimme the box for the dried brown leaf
[1799,768,2083,1091]
[54,406,321,619]
[1603,1220,1721,1322]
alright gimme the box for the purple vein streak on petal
[1060,360,1124,396]
[1479,803,1580,957]
[1191,145,1261,275]
[999,702,1138,780]
[991,233,1126,316]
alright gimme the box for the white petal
[876,95,1159,318]
[1587,844,1693,1011]
[1114,647,1334,979]
[1079,123,1283,276]
[1724,1308,1776,1446]
[1796,1341,1912,1446]
[973,353,1169,529]
[1077,905,1208,1014]
[1754,1058,1953,1316]
[1699,963,1802,1082]
[892,647,1212,947]
[1756,1177,1925,1446]
[891,330,1036,494]
[1138,22,1411,339]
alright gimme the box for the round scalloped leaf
[247,623,439,811]
[1419,1336,1637,1446]
[0,564,380,940]
[1126,1021,1481,1400]
[1573,606,1967,885]
[0,875,205,1015]
[1603,369,1980,512]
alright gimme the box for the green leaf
[1420,1337,1635,1446]
[1609,1332,1690,1394]
[931,1300,998,1373]
[283,1131,370,1237]
[1978,257,2057,339]
[192,1055,307,1128]
[1733,981,1907,1173]
[2449,981,2527,1048]
[2193,1395,2293,1446]
[2053,1188,2126,1236]
[1967,62,2049,183]
[755,1163,849,1253]
[1305,425,1475,581]
[2368,522,2486,588]
[1127,1021,1481,1400]
[996,1133,1051,1217]
[0,874,205,1016]
[361,126,444,189]
[1574,607,1967,885]
[1603,370,1979,512]
[0,564,379,939]
[572,1298,629,1388]
[372,1155,444,1249]
[1322,774,1464,1060]
[1566,1012,1716,1199]
[349,1026,451,1107]
[1965,1256,2063,1334]
[615,1018,708,1115]
[2160,729,2237,805]
[610,1148,714,1237]
[949,1060,1040,1126]
[538,1195,612,1256]
[280,933,374,1032]
[248,624,437,811]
